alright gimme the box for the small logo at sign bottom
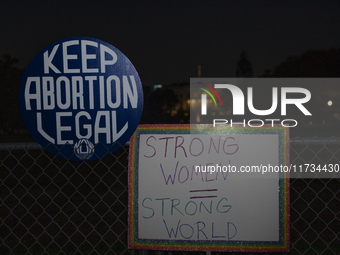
[74,139,95,160]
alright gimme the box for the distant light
[154,84,162,90]
[328,100,333,106]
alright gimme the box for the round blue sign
[19,37,143,160]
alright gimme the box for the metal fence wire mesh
[0,139,339,255]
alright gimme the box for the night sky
[1,2,339,253]
[2,0,340,86]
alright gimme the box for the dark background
[0,2,339,255]
[2,0,340,138]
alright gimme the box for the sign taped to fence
[128,124,290,252]
[19,37,143,161]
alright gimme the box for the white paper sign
[128,125,290,252]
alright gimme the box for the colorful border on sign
[128,124,290,252]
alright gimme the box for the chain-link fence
[0,138,339,255]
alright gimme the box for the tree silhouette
[270,48,340,77]
[263,48,340,137]
[141,88,179,124]
[236,51,253,77]
[0,54,25,134]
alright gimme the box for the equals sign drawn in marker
[189,189,218,199]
